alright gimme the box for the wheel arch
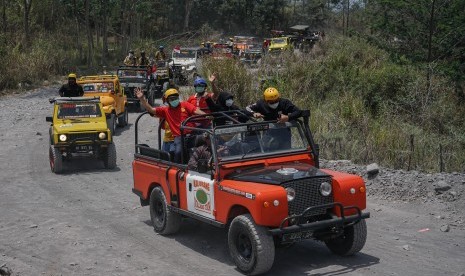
[226,204,250,225]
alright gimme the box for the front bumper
[269,202,370,239]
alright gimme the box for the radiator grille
[282,177,333,217]
[68,133,98,142]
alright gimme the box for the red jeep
[132,111,369,275]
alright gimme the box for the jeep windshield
[57,103,102,119]
[173,49,196,59]
[82,82,115,93]
[213,121,308,161]
[117,69,147,79]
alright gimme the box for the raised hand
[135,87,144,100]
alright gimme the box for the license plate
[282,230,313,242]
[76,145,92,151]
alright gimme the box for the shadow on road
[57,155,121,175]
[142,217,379,275]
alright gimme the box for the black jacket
[59,83,84,97]
[246,98,301,121]
[206,92,249,124]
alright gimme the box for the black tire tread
[150,187,181,235]
[49,145,63,174]
[325,219,367,256]
[103,143,117,169]
[228,214,275,275]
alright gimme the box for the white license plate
[76,145,92,151]
[282,230,313,242]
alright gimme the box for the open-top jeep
[117,65,158,110]
[171,47,202,85]
[77,75,128,134]
[132,111,369,275]
[46,97,116,174]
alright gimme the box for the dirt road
[1,88,464,276]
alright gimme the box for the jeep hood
[172,58,196,66]
[54,119,108,133]
[225,162,330,185]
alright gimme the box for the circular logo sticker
[195,189,208,204]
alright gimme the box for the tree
[20,0,32,45]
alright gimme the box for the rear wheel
[117,108,128,127]
[228,214,275,275]
[149,187,181,235]
[325,219,367,256]
[102,143,117,169]
[49,145,63,174]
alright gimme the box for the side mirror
[46,116,53,122]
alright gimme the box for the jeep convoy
[132,110,369,275]
[46,97,116,174]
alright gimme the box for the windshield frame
[211,120,310,164]
[56,102,103,119]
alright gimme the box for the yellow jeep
[268,36,294,54]
[77,75,128,134]
[46,97,116,174]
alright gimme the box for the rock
[29,224,38,228]
[126,254,131,257]
[402,245,410,251]
[69,262,78,266]
[367,163,379,176]
[434,181,451,194]
[35,132,42,136]
[449,191,457,197]
[440,224,450,232]
[0,264,12,276]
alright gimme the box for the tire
[228,214,275,275]
[49,127,54,145]
[325,219,367,256]
[49,145,63,174]
[102,143,117,169]
[107,113,116,135]
[117,108,128,127]
[149,187,181,235]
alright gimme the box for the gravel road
[1,87,464,276]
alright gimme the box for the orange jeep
[132,111,369,275]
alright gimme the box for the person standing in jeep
[135,87,205,163]
[246,87,302,149]
[246,87,301,123]
[58,73,84,97]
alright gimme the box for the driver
[59,73,84,97]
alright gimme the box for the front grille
[282,177,333,217]
[68,133,98,142]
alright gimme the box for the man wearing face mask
[187,75,219,114]
[246,87,301,149]
[246,87,301,123]
[206,91,249,125]
[135,87,205,163]
[59,73,84,97]
[123,50,137,66]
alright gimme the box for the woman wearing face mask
[245,87,302,123]
[135,87,205,163]
[206,91,249,125]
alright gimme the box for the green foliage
[198,34,464,172]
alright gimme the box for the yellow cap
[164,88,179,99]
[68,73,77,79]
[263,87,280,101]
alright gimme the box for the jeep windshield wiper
[241,146,259,159]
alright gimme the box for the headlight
[320,182,332,196]
[182,66,186,70]
[285,187,296,202]
[59,134,67,142]
[98,132,107,140]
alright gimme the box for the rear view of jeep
[46,97,116,173]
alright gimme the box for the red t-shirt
[187,93,213,114]
[154,102,197,137]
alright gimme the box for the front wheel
[228,214,275,275]
[102,143,117,169]
[49,145,63,174]
[325,219,367,256]
[117,108,128,127]
[107,114,116,135]
[149,187,181,235]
